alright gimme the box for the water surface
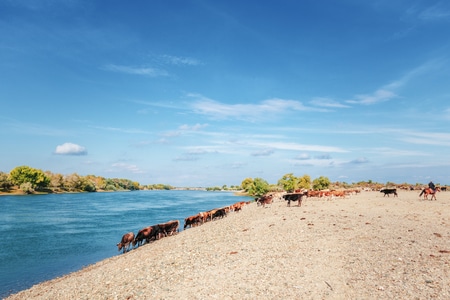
[0,190,249,298]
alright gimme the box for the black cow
[380,188,398,197]
[283,192,307,207]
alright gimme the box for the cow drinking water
[117,232,135,254]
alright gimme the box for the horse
[419,187,440,200]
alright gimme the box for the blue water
[0,190,250,298]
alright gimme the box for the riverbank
[5,190,450,299]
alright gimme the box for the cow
[198,211,209,224]
[211,207,227,220]
[380,188,398,197]
[256,194,273,208]
[158,220,180,237]
[231,201,246,212]
[117,232,135,253]
[133,225,160,247]
[184,214,202,229]
[283,192,307,207]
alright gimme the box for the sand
[5,190,450,299]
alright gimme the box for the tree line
[1,165,437,197]
[0,166,144,194]
[239,174,437,197]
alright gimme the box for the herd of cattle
[117,187,445,253]
[116,200,251,253]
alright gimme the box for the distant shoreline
[0,188,247,196]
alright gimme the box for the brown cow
[256,194,273,208]
[184,214,201,229]
[231,201,245,212]
[158,220,180,237]
[133,225,160,247]
[117,232,135,253]
[211,207,227,220]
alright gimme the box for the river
[0,190,250,298]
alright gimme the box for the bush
[20,182,34,194]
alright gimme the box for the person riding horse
[428,181,436,193]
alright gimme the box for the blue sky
[1,0,450,187]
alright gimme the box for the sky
[1,0,450,187]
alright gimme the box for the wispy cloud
[251,148,274,157]
[384,58,446,90]
[347,58,446,105]
[109,162,145,174]
[92,125,152,135]
[179,123,209,131]
[103,64,169,77]
[418,3,450,21]
[54,143,87,155]
[316,154,332,160]
[173,155,200,162]
[160,55,201,66]
[188,94,322,121]
[294,153,311,160]
[253,141,348,153]
[400,133,450,147]
[310,97,350,108]
[186,148,217,155]
[347,157,369,164]
[159,124,209,139]
[347,89,397,105]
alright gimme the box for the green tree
[9,166,50,191]
[0,171,12,190]
[78,177,96,192]
[47,172,64,191]
[312,176,331,190]
[249,177,269,197]
[297,174,311,190]
[277,173,298,192]
[64,173,81,191]
[241,178,254,192]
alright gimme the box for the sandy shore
[5,190,450,299]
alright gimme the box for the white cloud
[54,143,87,155]
[310,97,350,108]
[179,123,209,131]
[419,3,450,21]
[103,64,169,77]
[251,149,274,157]
[295,153,310,160]
[253,141,348,153]
[161,55,201,66]
[110,162,144,174]
[347,59,446,105]
[348,157,369,164]
[188,94,322,121]
[347,89,397,105]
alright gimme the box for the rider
[428,181,436,192]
